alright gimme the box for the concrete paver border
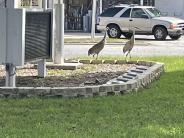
[0,60,164,98]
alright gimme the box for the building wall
[3,0,155,31]
[0,0,6,7]
[15,0,42,8]
[155,0,184,18]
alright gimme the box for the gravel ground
[0,64,135,87]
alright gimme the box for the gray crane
[123,27,140,61]
[88,31,107,60]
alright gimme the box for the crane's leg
[96,54,99,60]
[129,52,132,59]
[125,52,129,62]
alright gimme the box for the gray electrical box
[0,8,53,66]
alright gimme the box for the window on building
[100,7,124,17]
[120,8,131,17]
[131,8,146,18]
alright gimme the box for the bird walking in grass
[88,31,107,60]
[123,27,140,61]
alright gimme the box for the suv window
[131,8,146,18]
[120,8,131,17]
[100,7,124,17]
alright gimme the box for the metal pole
[5,64,16,87]
[58,0,63,3]
[4,0,7,7]
[140,0,144,5]
[91,0,96,40]
[54,2,65,64]
[43,0,48,9]
[6,0,16,8]
[37,0,47,78]
[37,59,47,78]
[99,0,102,14]
[5,0,16,87]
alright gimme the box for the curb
[64,43,148,46]
[0,60,164,98]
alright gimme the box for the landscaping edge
[0,60,164,98]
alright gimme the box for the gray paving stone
[122,75,134,79]
[103,60,116,64]
[137,61,149,66]
[116,60,127,64]
[130,69,144,74]
[99,85,114,93]
[99,92,107,96]
[46,63,83,70]
[127,80,138,90]
[127,72,138,77]
[113,84,127,91]
[136,66,149,70]
[50,87,66,97]
[0,94,4,98]
[79,60,91,64]
[91,60,104,64]
[126,61,138,64]
[0,87,18,94]
[117,76,129,82]
[107,91,116,96]
[85,86,99,94]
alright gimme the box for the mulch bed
[0,64,135,87]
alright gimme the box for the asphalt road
[64,35,184,58]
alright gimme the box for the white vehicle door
[130,8,151,34]
[115,8,132,32]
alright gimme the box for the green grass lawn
[1,56,184,138]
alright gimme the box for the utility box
[25,11,52,62]
[0,8,52,66]
[0,8,25,66]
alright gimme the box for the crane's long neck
[103,32,107,43]
[104,32,107,39]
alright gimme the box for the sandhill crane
[88,31,107,60]
[123,27,140,61]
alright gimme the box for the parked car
[97,4,184,40]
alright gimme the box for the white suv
[97,4,184,40]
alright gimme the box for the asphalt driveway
[64,33,184,58]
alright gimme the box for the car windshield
[146,8,162,17]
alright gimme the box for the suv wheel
[153,26,168,40]
[169,34,181,40]
[107,25,121,38]
[123,33,132,39]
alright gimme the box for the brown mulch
[0,64,135,87]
